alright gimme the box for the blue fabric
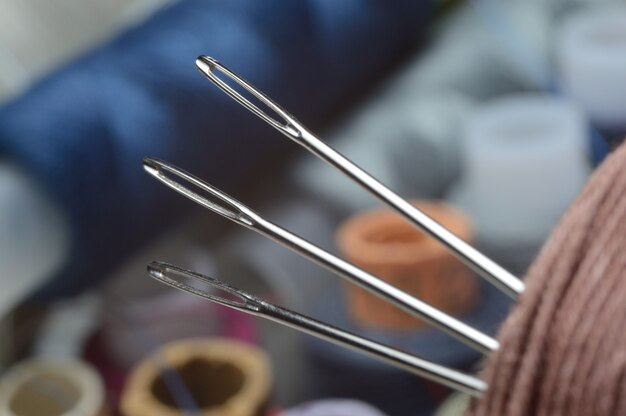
[0,0,432,297]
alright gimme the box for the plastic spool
[557,5,626,133]
[389,92,474,199]
[336,201,478,329]
[120,338,271,416]
[448,94,590,247]
[0,358,106,416]
[282,399,388,416]
[0,163,69,316]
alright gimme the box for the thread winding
[468,140,626,415]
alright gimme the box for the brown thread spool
[336,201,479,330]
[120,338,271,416]
[466,138,626,416]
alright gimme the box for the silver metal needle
[143,157,499,354]
[195,55,525,299]
[147,261,488,397]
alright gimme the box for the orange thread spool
[337,201,479,330]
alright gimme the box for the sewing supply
[448,94,589,247]
[147,262,486,397]
[337,200,478,329]
[141,56,612,406]
[0,162,69,317]
[467,136,626,415]
[0,358,106,416]
[0,0,431,299]
[295,89,472,212]
[301,280,511,415]
[194,55,524,300]
[138,16,626,414]
[98,245,258,369]
[120,337,271,416]
[557,5,626,144]
[143,157,496,354]
[281,399,388,416]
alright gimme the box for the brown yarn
[467,141,626,416]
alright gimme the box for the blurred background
[0,0,625,415]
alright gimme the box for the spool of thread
[434,393,469,416]
[557,5,626,143]
[466,127,626,416]
[0,0,433,299]
[281,399,387,416]
[448,94,590,247]
[0,162,69,316]
[336,201,478,329]
[0,358,106,416]
[120,338,271,416]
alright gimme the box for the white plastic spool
[282,399,388,416]
[0,359,105,416]
[0,164,69,317]
[557,5,626,129]
[449,94,590,246]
